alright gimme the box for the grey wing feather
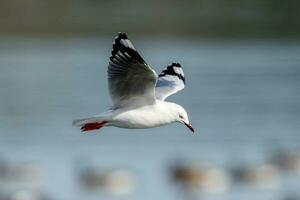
[155,63,185,101]
[108,33,158,108]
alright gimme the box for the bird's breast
[110,104,175,129]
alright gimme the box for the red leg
[81,121,108,132]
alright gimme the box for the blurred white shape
[17,163,46,185]
[171,161,230,194]
[11,190,40,200]
[103,169,136,195]
[233,164,280,189]
[80,168,136,196]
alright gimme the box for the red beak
[184,122,195,133]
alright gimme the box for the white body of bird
[73,100,188,129]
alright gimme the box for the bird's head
[173,104,194,133]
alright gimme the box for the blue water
[0,37,300,200]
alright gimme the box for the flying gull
[73,33,194,133]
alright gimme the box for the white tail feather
[72,116,105,127]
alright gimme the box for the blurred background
[0,0,300,200]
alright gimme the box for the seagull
[73,33,194,133]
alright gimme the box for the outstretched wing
[108,32,158,108]
[155,63,185,101]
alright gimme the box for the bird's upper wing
[108,33,158,108]
[155,63,185,101]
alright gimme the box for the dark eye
[179,115,184,119]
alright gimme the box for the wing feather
[108,33,157,108]
[155,63,185,101]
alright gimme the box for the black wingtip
[116,32,128,39]
[110,32,146,65]
[159,62,185,83]
[171,62,181,67]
